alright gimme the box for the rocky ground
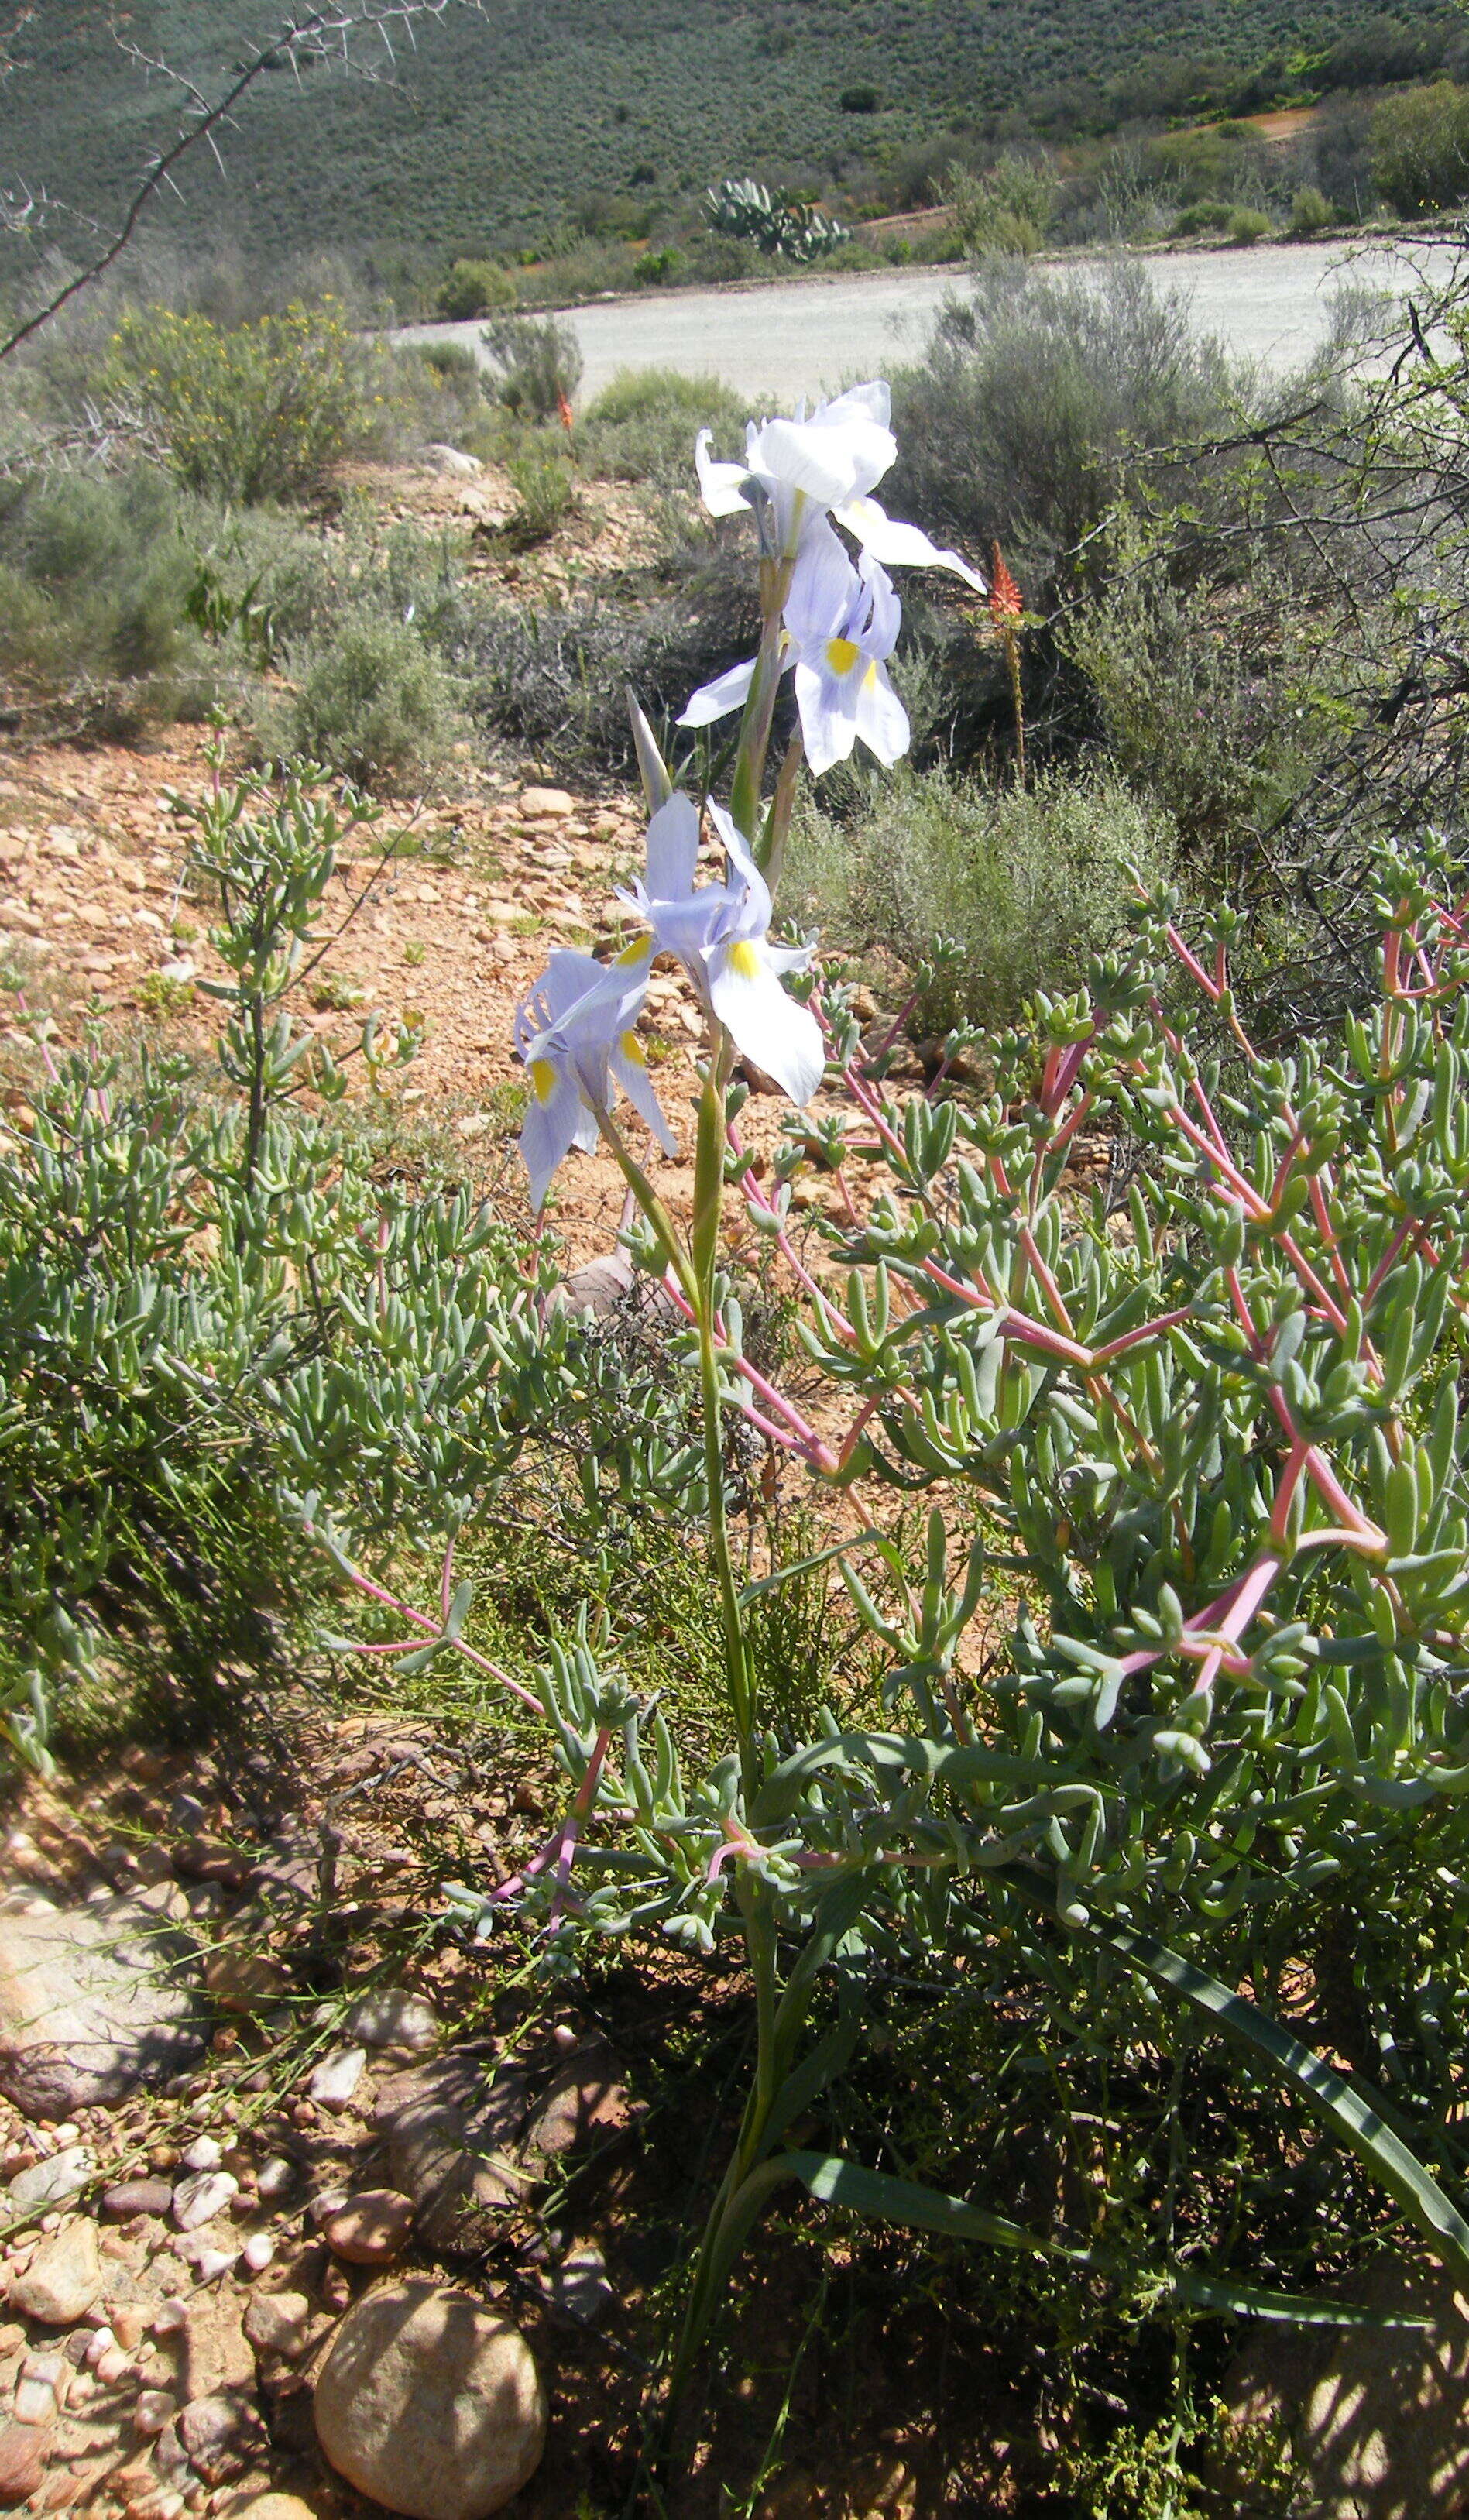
[0,728,891,1276]
[0,1715,663,2520]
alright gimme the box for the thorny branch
[0,0,482,362]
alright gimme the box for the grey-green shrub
[889,261,1236,585]
[264,613,464,788]
[1289,183,1333,235]
[788,764,1172,1032]
[0,463,203,698]
[940,150,1057,256]
[437,257,517,319]
[579,366,750,485]
[480,312,584,421]
[1058,547,1315,864]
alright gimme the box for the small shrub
[1371,81,1469,214]
[940,152,1057,256]
[0,462,201,695]
[1171,198,1233,236]
[503,451,578,544]
[480,313,584,421]
[890,260,1235,585]
[633,246,685,287]
[788,764,1173,1032]
[436,257,517,320]
[1227,204,1274,245]
[680,232,764,286]
[580,367,750,484]
[105,301,390,504]
[1289,183,1333,235]
[266,614,463,788]
[839,81,880,112]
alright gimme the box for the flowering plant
[363,383,1469,2419]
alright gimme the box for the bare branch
[0,0,480,363]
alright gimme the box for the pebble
[180,2137,222,2173]
[321,2188,414,2268]
[9,2221,102,2325]
[253,2158,294,2204]
[6,2149,93,2212]
[0,2421,47,2503]
[240,2233,275,2275]
[151,2299,188,2336]
[132,2391,178,2437]
[83,2326,117,2369]
[177,2390,268,2486]
[183,2246,237,2285]
[171,2171,238,2230]
[14,2353,64,2426]
[101,2179,175,2222]
[518,787,575,822]
[306,2047,366,2111]
[242,2290,313,2361]
[348,1990,442,2055]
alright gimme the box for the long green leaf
[717,2152,1423,2326]
[1092,1919,1469,2285]
[737,1531,882,1608]
[759,2011,862,2157]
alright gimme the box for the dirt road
[405,239,1458,407]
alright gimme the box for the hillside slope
[0,1,1416,262]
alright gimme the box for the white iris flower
[784,521,908,774]
[622,792,824,1106]
[513,942,673,1210]
[695,378,985,588]
[681,520,908,775]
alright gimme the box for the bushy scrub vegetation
[887,263,1237,586]
[479,312,583,421]
[0,464,202,699]
[791,766,1172,1032]
[105,301,396,503]
[13,178,1469,2518]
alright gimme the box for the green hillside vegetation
[2,0,1464,278]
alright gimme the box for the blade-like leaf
[1092,1919,1469,2285]
[716,2152,1421,2327]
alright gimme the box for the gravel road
[403,240,1458,407]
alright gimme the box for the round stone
[321,2188,414,2267]
[101,2178,174,2221]
[9,2218,101,2324]
[314,2281,546,2520]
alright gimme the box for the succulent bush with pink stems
[321,381,1469,2415]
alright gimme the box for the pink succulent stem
[307,1530,543,1713]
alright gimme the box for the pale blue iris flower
[681,518,908,775]
[621,792,823,1106]
[695,378,986,587]
[513,942,673,1210]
